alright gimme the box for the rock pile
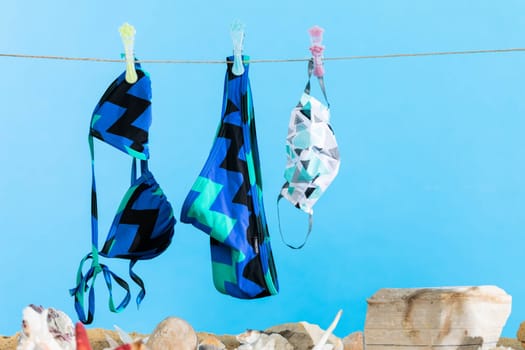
[6,286,524,350]
[11,309,348,350]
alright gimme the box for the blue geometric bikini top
[70,64,176,324]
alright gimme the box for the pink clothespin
[308,25,325,78]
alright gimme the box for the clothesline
[1,47,525,64]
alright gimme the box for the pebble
[146,317,198,350]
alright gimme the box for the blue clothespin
[231,20,245,76]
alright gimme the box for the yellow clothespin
[119,23,138,84]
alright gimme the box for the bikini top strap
[131,158,150,183]
[69,254,131,324]
[276,194,313,249]
[304,59,330,107]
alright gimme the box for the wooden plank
[365,328,503,346]
[364,286,511,350]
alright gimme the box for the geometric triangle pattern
[180,55,279,299]
[279,92,340,215]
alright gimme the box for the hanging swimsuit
[70,64,176,324]
[180,56,279,299]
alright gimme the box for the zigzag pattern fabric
[100,160,175,262]
[90,67,151,160]
[181,56,278,299]
[70,64,175,324]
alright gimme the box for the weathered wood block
[364,286,511,350]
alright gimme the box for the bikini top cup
[99,160,175,262]
[90,66,151,159]
[70,64,176,324]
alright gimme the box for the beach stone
[364,285,512,350]
[146,317,198,350]
[266,321,342,349]
[198,332,226,350]
[342,331,363,350]
[265,333,294,350]
[517,321,525,346]
[266,323,313,349]
[216,334,241,349]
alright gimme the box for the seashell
[17,305,64,350]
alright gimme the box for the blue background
[0,0,523,338]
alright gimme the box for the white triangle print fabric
[280,92,340,215]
